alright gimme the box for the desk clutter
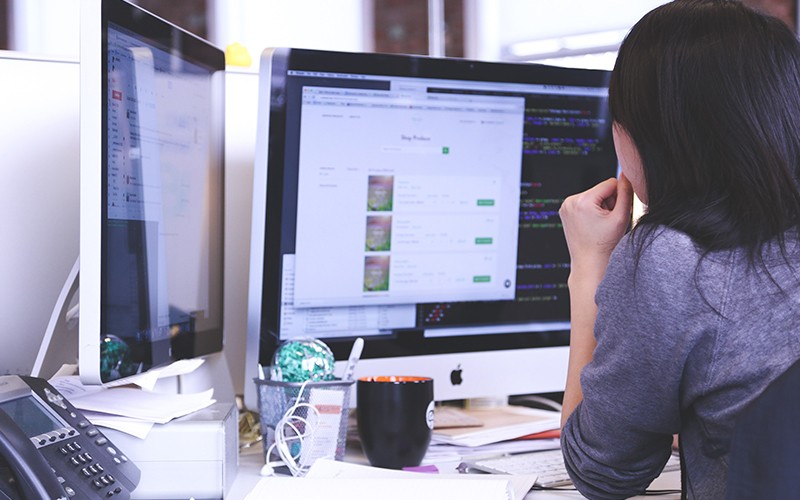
[48,361,217,439]
[342,403,563,463]
[255,338,359,476]
[46,363,235,499]
[247,336,576,499]
[245,400,563,500]
[254,378,354,476]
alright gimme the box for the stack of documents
[49,359,216,439]
[422,405,561,463]
[432,405,560,447]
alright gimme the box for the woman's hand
[559,174,634,278]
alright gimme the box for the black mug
[356,376,434,469]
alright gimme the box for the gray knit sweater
[561,227,800,499]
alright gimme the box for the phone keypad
[59,439,123,496]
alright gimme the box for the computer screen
[79,0,225,385]
[244,48,617,410]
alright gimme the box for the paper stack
[432,405,560,447]
[48,360,216,439]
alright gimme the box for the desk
[226,444,682,499]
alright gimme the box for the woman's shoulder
[621,225,800,269]
[603,226,732,311]
[615,225,703,268]
[607,225,739,296]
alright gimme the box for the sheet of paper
[81,411,155,439]
[245,476,515,500]
[426,438,561,462]
[69,387,215,424]
[432,406,560,447]
[103,358,206,390]
[52,364,79,378]
[49,358,206,394]
[49,376,105,399]
[304,458,536,500]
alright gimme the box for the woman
[558,0,800,498]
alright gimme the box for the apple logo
[450,364,463,385]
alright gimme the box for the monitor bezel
[79,0,226,385]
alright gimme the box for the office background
[0,0,796,397]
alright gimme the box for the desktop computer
[78,0,226,387]
[244,47,619,411]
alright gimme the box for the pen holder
[254,378,354,474]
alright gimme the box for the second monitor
[245,48,617,410]
[79,0,226,386]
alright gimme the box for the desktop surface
[227,437,681,499]
[229,403,679,499]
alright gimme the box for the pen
[342,337,364,381]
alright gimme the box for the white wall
[465,0,669,67]
[0,52,81,375]
[10,0,80,58]
[9,0,369,63]
[211,0,370,66]
[10,1,669,67]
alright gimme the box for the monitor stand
[32,257,80,380]
[31,257,235,403]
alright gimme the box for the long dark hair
[610,0,800,257]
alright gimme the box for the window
[0,1,794,65]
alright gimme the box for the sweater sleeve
[561,229,721,499]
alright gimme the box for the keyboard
[464,448,681,488]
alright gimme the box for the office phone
[0,375,140,499]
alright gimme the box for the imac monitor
[245,48,617,410]
[79,0,225,384]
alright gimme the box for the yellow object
[225,42,252,67]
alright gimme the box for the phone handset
[0,409,68,499]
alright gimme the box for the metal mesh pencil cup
[254,378,354,472]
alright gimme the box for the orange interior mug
[356,376,434,469]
